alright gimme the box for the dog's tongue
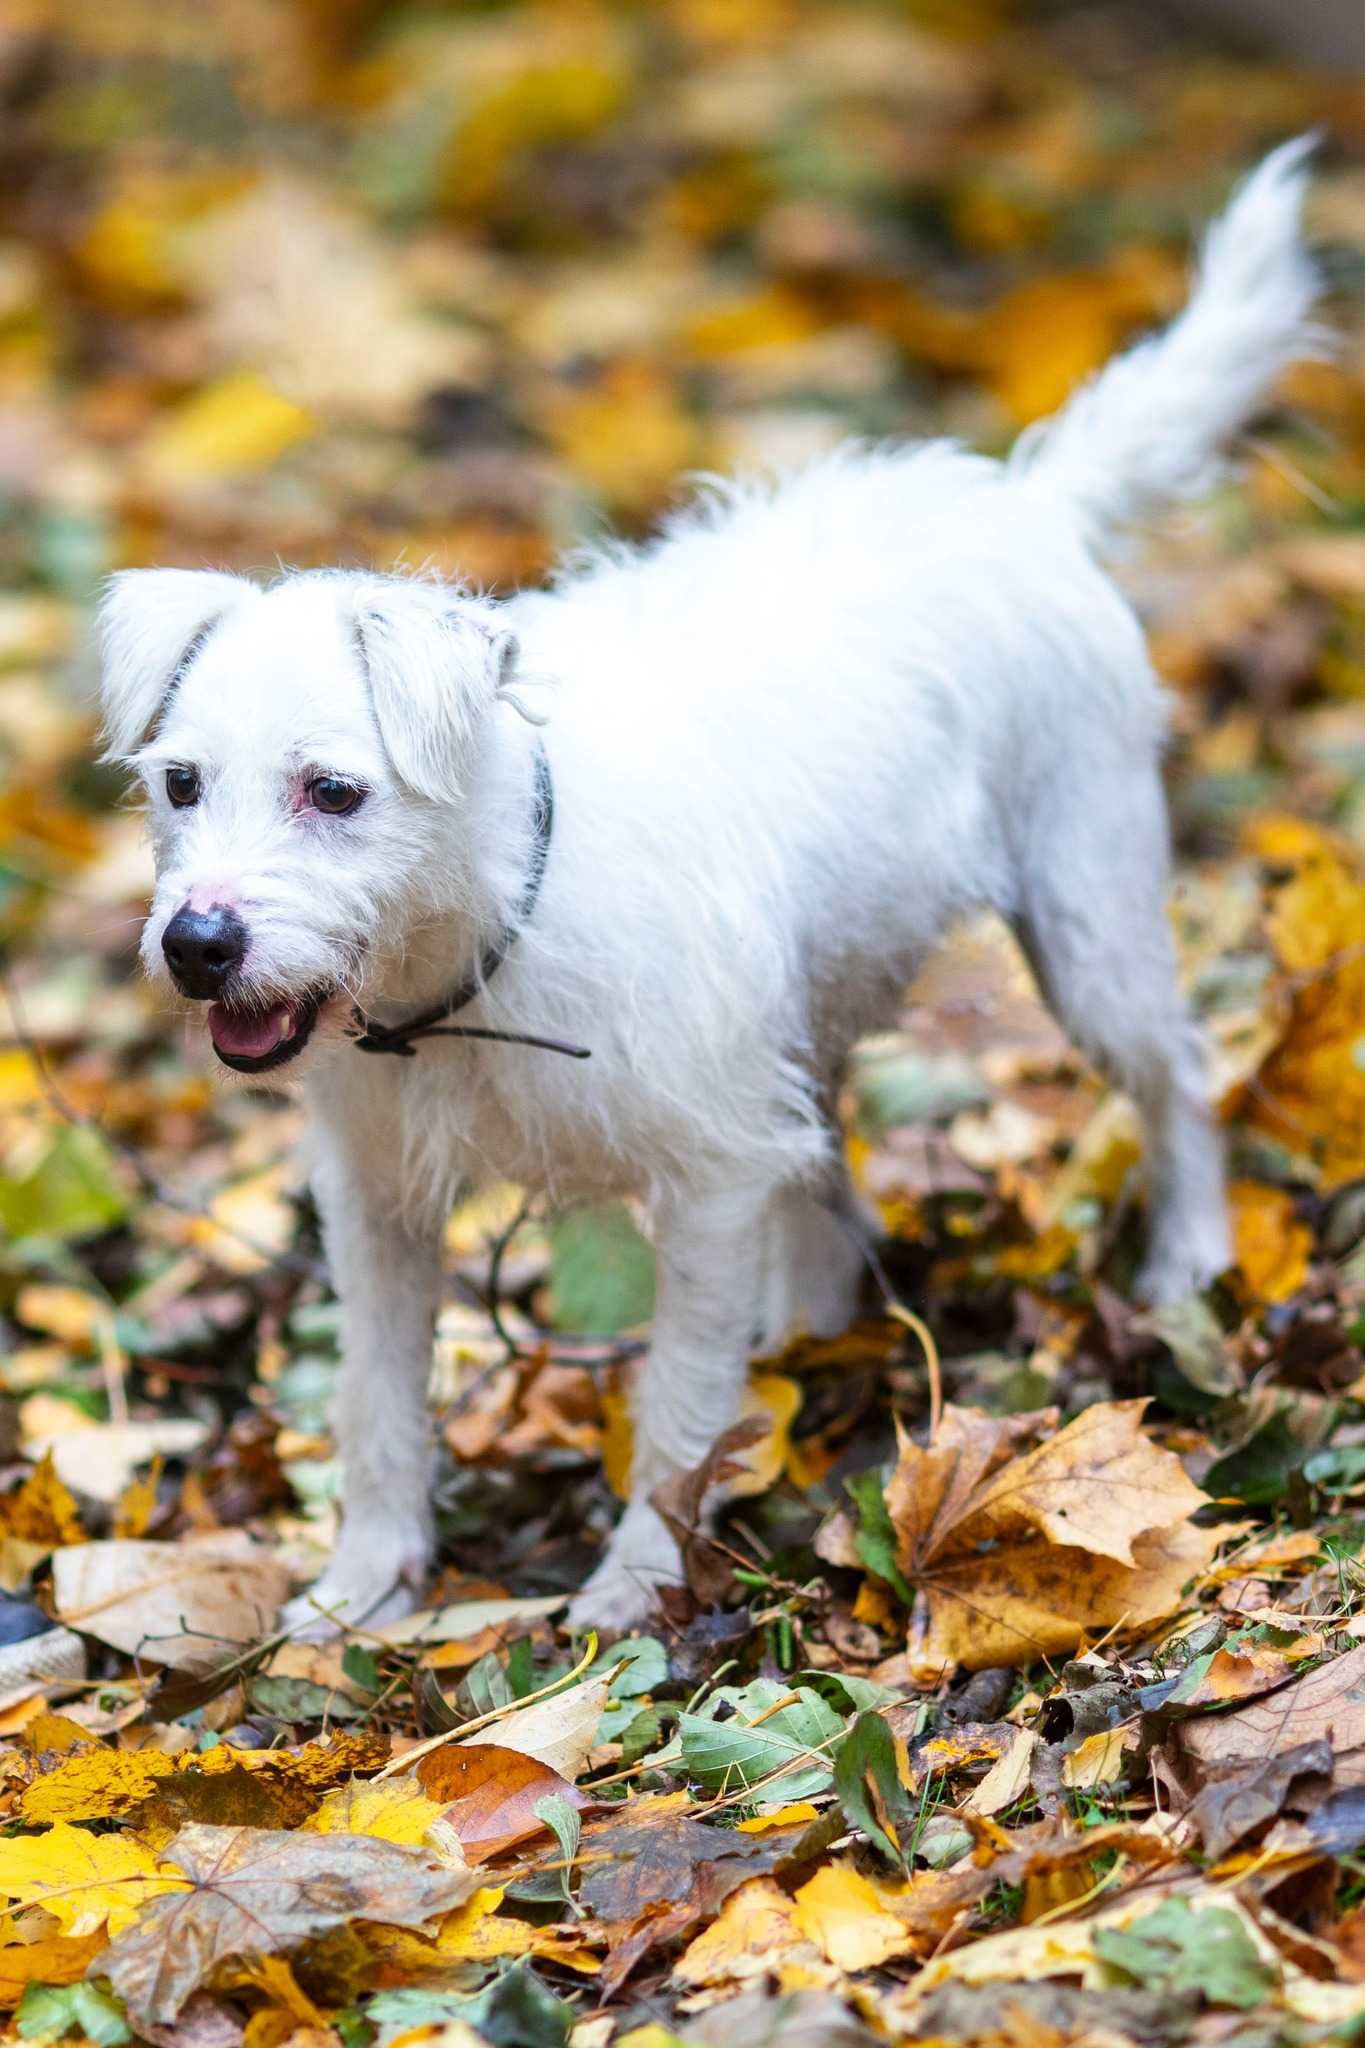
[208,1000,293,1061]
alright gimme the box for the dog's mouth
[207,989,328,1073]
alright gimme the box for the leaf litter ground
[3,3,1365,2045]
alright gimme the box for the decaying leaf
[99,1824,478,2027]
[872,1401,1217,1671]
[1178,1643,1365,1787]
[51,1533,288,1671]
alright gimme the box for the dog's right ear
[353,584,514,804]
[97,568,254,758]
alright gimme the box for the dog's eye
[308,776,365,817]
[165,766,200,808]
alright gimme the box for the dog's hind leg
[568,1173,773,1632]
[758,1163,875,1350]
[283,1129,443,1636]
[1015,765,1231,1306]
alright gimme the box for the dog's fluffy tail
[1009,137,1321,540]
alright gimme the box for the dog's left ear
[353,586,517,804]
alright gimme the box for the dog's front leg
[569,1178,770,1633]
[284,1129,443,1636]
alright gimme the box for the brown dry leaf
[577,1795,782,1928]
[416,1741,585,1861]
[966,1400,1207,1567]
[1189,1737,1333,1860]
[0,1451,85,1547]
[51,1532,289,1671]
[1176,1638,1308,1710]
[462,1671,613,1781]
[887,1399,1215,1671]
[1178,1643,1365,1787]
[910,1514,1222,1673]
[962,1726,1038,1815]
[100,1823,478,2029]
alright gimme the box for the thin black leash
[350,745,591,1063]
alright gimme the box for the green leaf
[367,1958,572,2046]
[546,1201,656,1335]
[0,1122,126,1248]
[17,1983,132,2046]
[800,1669,906,1717]
[341,1644,381,1694]
[534,1792,583,1917]
[1204,1409,1310,1506]
[846,1470,913,1603]
[1094,1899,1277,2010]
[832,1709,918,1867]
[247,1675,365,1723]
[680,1679,846,1803]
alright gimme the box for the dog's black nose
[162,905,248,998]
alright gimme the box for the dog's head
[99,568,518,1077]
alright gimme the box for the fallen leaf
[964,1726,1038,1814]
[577,1797,781,1927]
[51,1533,288,1671]
[672,1877,808,1989]
[100,1824,477,2028]
[0,1932,108,2010]
[1230,1181,1313,1304]
[1189,1738,1333,1859]
[31,1420,209,1506]
[0,1452,85,1547]
[19,1744,177,1822]
[1178,1643,1365,1787]
[302,1778,449,1849]
[0,1820,185,1936]
[372,1595,565,1647]
[417,1742,585,1860]
[462,1671,612,1781]
[791,1863,915,1970]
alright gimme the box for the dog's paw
[567,1503,681,1635]
[282,1524,431,1639]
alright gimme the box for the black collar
[351,745,590,1062]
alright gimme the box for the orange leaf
[417,1742,585,1861]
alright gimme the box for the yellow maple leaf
[791,1863,914,1971]
[0,1821,185,1936]
[674,1876,806,1990]
[19,1747,177,1824]
[0,1452,84,1548]
[1230,1180,1312,1305]
[303,1778,447,1848]
[1235,820,1365,1181]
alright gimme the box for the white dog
[100,142,1316,1633]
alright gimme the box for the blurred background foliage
[1,0,1365,1478]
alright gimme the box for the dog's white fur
[100,143,1317,1632]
